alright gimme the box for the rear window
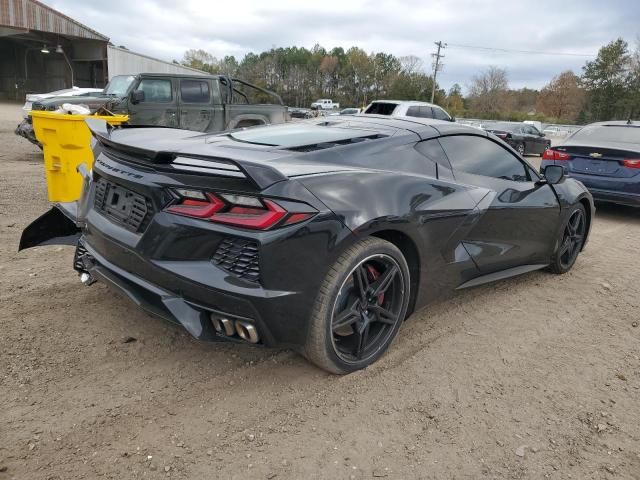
[571,125,640,144]
[364,102,398,115]
[228,123,385,148]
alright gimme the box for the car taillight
[622,159,640,169]
[165,189,315,230]
[542,149,571,161]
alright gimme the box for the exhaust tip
[235,321,259,344]
[79,272,95,285]
[219,317,236,337]
[210,315,223,333]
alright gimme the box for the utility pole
[430,41,446,103]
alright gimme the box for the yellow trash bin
[30,111,129,202]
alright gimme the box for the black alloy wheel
[304,237,410,374]
[330,254,405,363]
[550,204,587,274]
[558,208,586,269]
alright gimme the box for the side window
[406,106,433,118]
[137,79,173,103]
[180,79,210,103]
[415,138,455,180]
[406,106,420,117]
[439,135,530,182]
[433,107,450,121]
[421,106,434,118]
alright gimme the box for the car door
[438,134,560,273]
[128,77,178,127]
[524,125,544,154]
[178,78,215,132]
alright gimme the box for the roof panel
[0,0,108,40]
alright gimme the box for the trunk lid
[557,144,640,178]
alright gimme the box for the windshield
[571,125,640,145]
[104,75,136,96]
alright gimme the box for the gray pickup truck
[16,73,288,146]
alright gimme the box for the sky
[49,0,640,92]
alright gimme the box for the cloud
[49,0,640,91]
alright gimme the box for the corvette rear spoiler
[86,118,288,190]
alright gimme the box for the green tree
[581,38,631,121]
[446,84,465,117]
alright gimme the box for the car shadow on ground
[593,201,640,223]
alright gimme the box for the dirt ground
[1,101,639,480]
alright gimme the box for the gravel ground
[1,102,639,480]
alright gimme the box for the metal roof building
[0,0,205,100]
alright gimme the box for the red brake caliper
[366,265,384,305]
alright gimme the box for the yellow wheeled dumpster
[30,111,128,202]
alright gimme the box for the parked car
[523,120,543,132]
[456,119,484,130]
[21,86,103,117]
[310,99,340,110]
[15,73,288,147]
[543,126,569,137]
[483,122,551,156]
[363,100,453,122]
[21,116,593,373]
[288,107,311,119]
[540,120,640,207]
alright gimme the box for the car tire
[548,203,587,274]
[516,143,526,156]
[303,237,411,374]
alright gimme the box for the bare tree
[468,66,511,116]
[536,71,585,122]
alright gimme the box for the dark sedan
[484,122,551,156]
[540,121,640,207]
[21,116,593,373]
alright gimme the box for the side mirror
[131,90,145,104]
[543,165,564,184]
[449,116,456,122]
[539,132,546,137]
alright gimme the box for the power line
[431,41,446,103]
[446,43,595,57]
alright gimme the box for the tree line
[180,38,640,125]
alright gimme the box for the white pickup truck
[311,99,340,110]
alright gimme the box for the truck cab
[19,73,287,146]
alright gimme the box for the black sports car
[21,116,594,374]
[484,122,551,156]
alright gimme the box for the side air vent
[171,156,246,177]
[287,134,388,152]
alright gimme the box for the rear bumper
[76,237,305,347]
[584,188,640,207]
[540,161,640,207]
